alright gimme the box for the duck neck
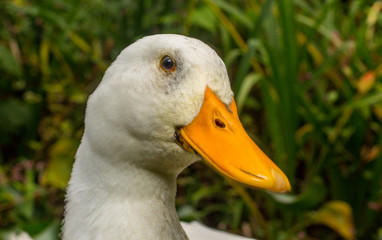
[63,136,188,240]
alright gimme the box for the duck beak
[176,87,291,193]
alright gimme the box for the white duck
[62,34,291,240]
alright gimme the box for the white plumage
[62,34,289,240]
[181,222,254,240]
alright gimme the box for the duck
[62,34,291,240]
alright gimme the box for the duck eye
[160,55,176,72]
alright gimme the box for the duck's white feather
[181,222,254,240]
[63,34,253,240]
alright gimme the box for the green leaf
[250,0,274,38]
[0,99,32,136]
[212,0,253,30]
[40,138,78,189]
[269,177,326,211]
[329,91,382,120]
[178,205,200,221]
[190,185,221,205]
[0,45,22,77]
[236,73,261,114]
[233,39,259,94]
[223,48,241,68]
[309,201,355,240]
[189,6,217,33]
[33,220,60,240]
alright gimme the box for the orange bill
[177,87,291,193]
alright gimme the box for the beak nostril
[214,119,226,128]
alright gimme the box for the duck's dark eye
[160,55,176,72]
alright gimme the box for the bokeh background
[1,0,382,239]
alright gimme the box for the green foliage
[1,0,382,239]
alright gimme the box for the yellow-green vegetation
[1,0,381,239]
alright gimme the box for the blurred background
[1,0,381,239]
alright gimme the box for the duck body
[63,34,230,240]
[62,34,290,240]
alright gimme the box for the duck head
[85,34,290,193]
